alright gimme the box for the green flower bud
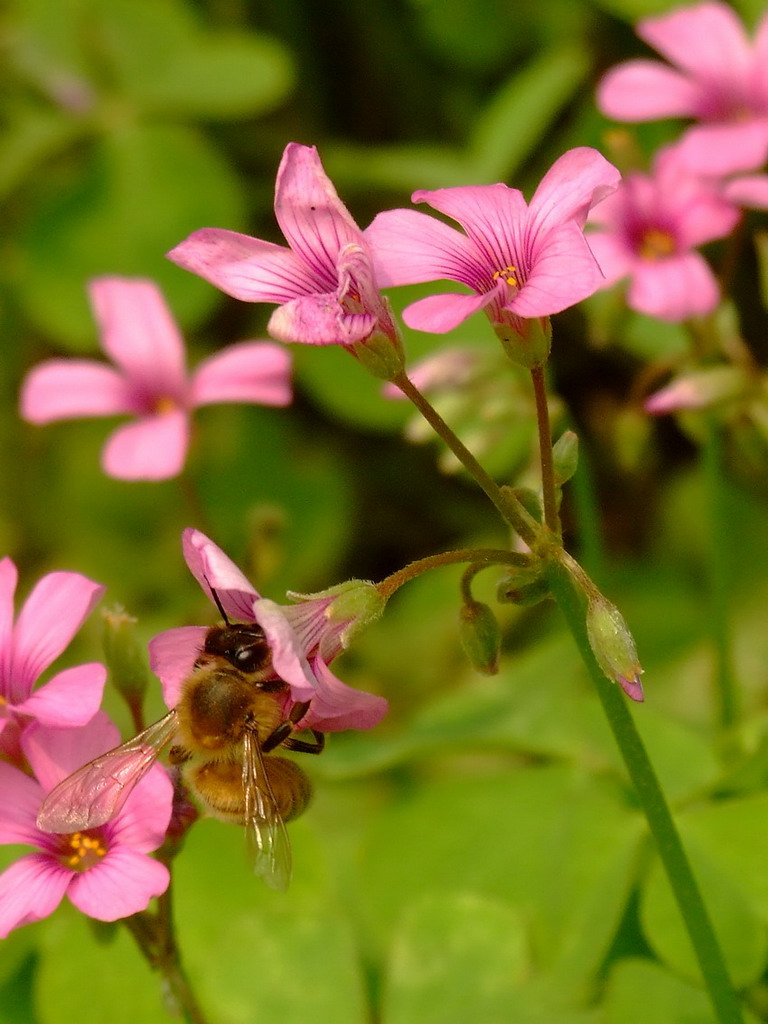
[458,601,501,676]
[101,605,151,710]
[552,430,579,486]
[586,594,644,701]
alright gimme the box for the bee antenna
[204,576,231,625]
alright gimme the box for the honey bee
[36,613,325,891]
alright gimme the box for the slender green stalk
[377,547,530,600]
[530,364,559,534]
[546,558,745,1024]
[391,371,540,546]
[123,882,209,1024]
[702,419,739,737]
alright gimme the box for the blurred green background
[3,0,768,1022]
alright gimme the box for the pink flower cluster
[592,1,768,322]
[0,559,172,937]
[0,532,388,937]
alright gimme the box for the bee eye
[233,646,262,671]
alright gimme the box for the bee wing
[241,729,292,891]
[36,710,180,833]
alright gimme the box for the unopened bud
[458,601,501,675]
[552,430,579,486]
[586,594,644,701]
[101,606,151,711]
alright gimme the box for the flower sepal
[495,315,552,369]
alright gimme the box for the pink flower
[20,277,292,481]
[722,173,768,210]
[364,149,620,357]
[597,2,768,174]
[0,712,172,936]
[167,144,399,354]
[148,528,388,733]
[586,146,740,321]
[0,558,106,763]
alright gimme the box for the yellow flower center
[153,395,179,416]
[638,228,676,261]
[60,831,108,872]
[492,266,518,287]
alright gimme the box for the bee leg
[283,731,325,754]
[261,698,325,755]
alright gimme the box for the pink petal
[511,223,607,317]
[527,148,621,234]
[597,60,702,120]
[402,291,494,334]
[274,143,364,291]
[302,656,388,732]
[23,713,121,791]
[101,409,189,480]
[583,231,634,286]
[0,854,72,937]
[10,572,105,703]
[673,121,768,174]
[638,2,752,82]
[365,208,481,288]
[167,228,317,304]
[724,174,768,209]
[627,252,720,321]
[412,184,529,276]
[68,847,170,921]
[268,294,376,346]
[19,360,136,423]
[17,663,106,729]
[191,342,292,406]
[88,277,188,397]
[181,528,260,621]
[0,761,43,845]
[252,598,318,705]
[109,764,174,851]
[148,625,207,708]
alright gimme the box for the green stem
[703,419,740,738]
[530,364,559,534]
[377,547,530,600]
[123,883,209,1024]
[391,371,540,546]
[545,559,745,1024]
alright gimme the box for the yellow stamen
[638,228,676,261]
[61,831,108,871]
[153,395,178,416]
[492,266,518,287]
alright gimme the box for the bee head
[203,623,272,675]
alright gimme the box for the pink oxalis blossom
[0,557,106,763]
[364,148,620,364]
[168,143,400,357]
[0,713,172,936]
[20,277,292,481]
[148,528,389,733]
[597,1,768,174]
[586,145,740,322]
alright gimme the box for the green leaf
[94,0,294,118]
[35,908,170,1024]
[382,892,530,1024]
[357,764,640,992]
[640,794,768,988]
[173,818,368,1024]
[13,122,245,348]
[468,45,591,182]
[603,958,735,1024]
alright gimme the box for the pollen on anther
[492,266,518,287]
